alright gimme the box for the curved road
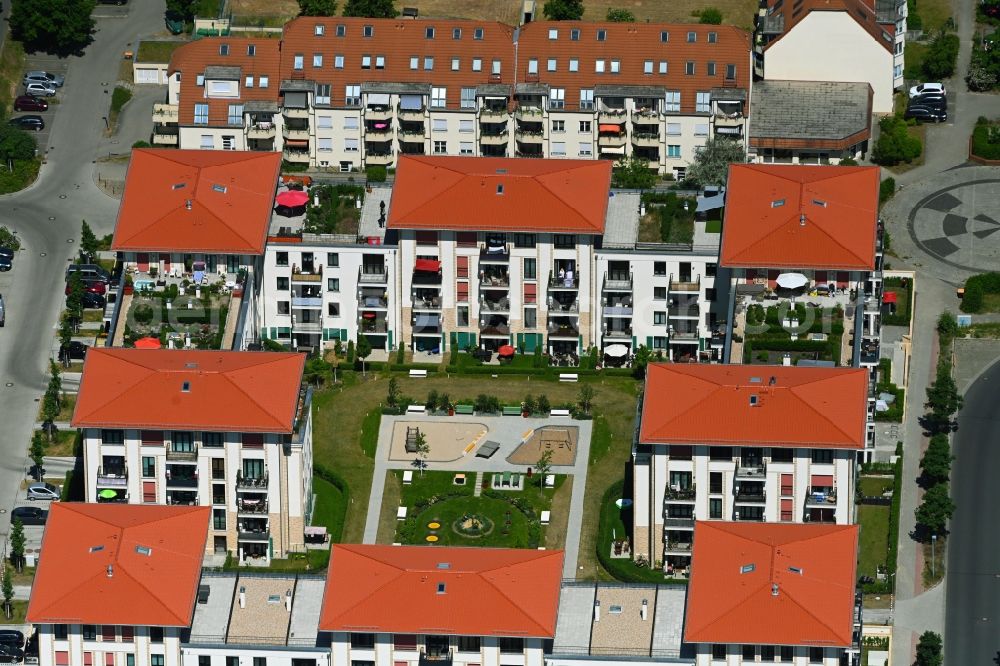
[944,358,1000,664]
[0,1,165,516]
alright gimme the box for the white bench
[540,510,551,525]
[397,506,408,520]
[402,470,413,485]
[409,369,428,378]
[559,373,579,383]
[406,405,427,414]
[550,409,571,417]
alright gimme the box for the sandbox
[507,425,579,466]
[388,421,489,462]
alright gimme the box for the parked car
[10,506,47,526]
[66,264,111,283]
[0,248,12,261]
[165,10,185,34]
[0,631,25,649]
[65,280,106,296]
[27,483,60,501]
[78,291,106,309]
[59,340,89,361]
[905,105,948,122]
[8,115,44,131]
[0,644,24,664]
[909,82,945,98]
[13,95,47,112]
[0,257,10,272]
[23,71,64,88]
[23,81,56,97]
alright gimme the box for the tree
[0,227,20,251]
[686,137,745,187]
[578,384,595,415]
[165,0,196,21]
[411,430,430,476]
[297,0,337,14]
[542,0,584,20]
[387,377,401,408]
[921,32,960,79]
[936,311,959,339]
[611,156,657,189]
[356,333,372,376]
[9,519,24,572]
[919,434,951,487]
[41,362,62,440]
[914,483,954,537]
[30,431,45,481]
[342,0,398,17]
[0,124,38,162]
[79,220,99,263]
[1,564,11,620]
[873,116,922,166]
[605,7,635,21]
[66,273,85,326]
[915,631,943,666]
[535,450,553,487]
[632,344,652,378]
[523,394,538,415]
[303,355,331,386]
[58,314,74,367]
[699,7,723,23]
[10,0,96,55]
[925,362,962,432]
[536,394,551,414]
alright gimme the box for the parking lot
[12,55,71,160]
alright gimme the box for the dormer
[203,65,241,99]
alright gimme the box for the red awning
[811,474,834,487]
[883,292,898,304]
[284,139,309,147]
[414,258,441,272]
[599,124,622,133]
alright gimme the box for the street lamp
[931,534,938,577]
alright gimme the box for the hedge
[971,122,1000,160]
[861,455,903,594]
[960,271,1000,313]
[883,277,914,325]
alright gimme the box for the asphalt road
[0,1,165,529]
[944,358,1000,665]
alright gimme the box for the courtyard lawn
[37,393,77,423]
[858,504,891,579]
[596,478,674,583]
[312,474,347,543]
[859,476,894,497]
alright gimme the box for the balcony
[365,106,393,121]
[359,294,389,309]
[735,461,766,479]
[480,273,510,288]
[632,109,660,124]
[598,132,627,148]
[668,301,700,318]
[603,304,632,318]
[670,276,700,292]
[549,298,579,314]
[480,322,511,337]
[664,540,693,553]
[419,653,453,666]
[292,296,323,308]
[165,473,198,488]
[549,273,579,290]
[598,108,626,123]
[283,150,310,163]
[152,128,179,145]
[547,323,579,339]
[632,132,660,147]
[604,327,632,340]
[283,107,309,119]
[480,107,510,121]
[247,123,276,139]
[805,487,837,507]
[167,491,199,506]
[237,498,268,514]
[361,320,389,334]
[603,272,633,291]
[236,473,269,490]
[714,108,744,127]
[664,485,696,502]
[293,320,322,332]
[412,294,442,310]
[96,468,127,487]
[734,486,766,503]
[283,126,310,141]
[153,103,179,123]
[480,298,510,314]
[359,266,388,284]
[292,267,323,283]
[365,125,393,141]
[515,129,544,144]
[480,129,509,145]
[96,489,128,503]
[367,152,394,166]
[515,150,543,158]
[480,243,510,261]
[663,517,695,529]
[398,103,426,121]
[238,530,270,542]
[166,447,198,462]
[514,106,543,120]
[399,130,425,144]
[412,269,442,285]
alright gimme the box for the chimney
[285,589,293,612]
[106,565,113,578]
[186,199,193,210]
[782,353,792,367]
[640,599,648,621]
[593,600,600,622]
[239,586,246,609]
[799,213,806,226]
[771,583,779,597]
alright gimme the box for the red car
[13,95,47,112]
[65,281,106,296]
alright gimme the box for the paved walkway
[362,414,592,579]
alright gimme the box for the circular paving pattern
[909,179,1000,273]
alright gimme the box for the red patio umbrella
[135,337,162,349]
[498,345,515,357]
[362,312,377,319]
[275,190,310,207]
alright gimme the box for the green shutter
[387,330,393,347]
[646,336,653,348]
[340,329,348,342]
[578,335,583,353]
[632,335,637,348]
[269,327,277,340]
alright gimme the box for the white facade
[37,625,184,666]
[761,12,896,113]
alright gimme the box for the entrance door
[227,255,240,273]
[213,536,227,553]
[137,253,149,272]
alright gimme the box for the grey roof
[515,82,550,95]
[595,85,666,98]
[361,81,431,94]
[750,80,872,141]
[188,573,238,643]
[288,576,325,646]
[710,87,747,101]
[651,586,687,655]
[602,191,641,248]
[477,83,511,97]
[204,65,241,80]
[761,12,784,33]
[244,100,278,112]
[552,583,595,654]
[280,79,315,91]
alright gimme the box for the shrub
[971,122,1000,160]
[921,32,960,80]
[366,165,387,182]
[0,226,21,251]
[132,140,151,148]
[537,394,551,414]
[960,272,1000,312]
[873,117,921,166]
[426,389,439,411]
[698,6,723,23]
[605,7,634,21]
[395,343,405,365]
[879,177,896,205]
[839,156,859,166]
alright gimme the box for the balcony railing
[361,321,389,334]
[238,530,270,542]
[480,323,511,337]
[514,106,543,119]
[236,473,269,489]
[359,295,389,308]
[247,124,276,139]
[604,328,633,340]
[282,149,310,163]
[366,152,395,165]
[292,296,323,308]
[515,129,544,143]
[734,486,766,503]
[547,324,580,339]
[664,485,696,501]
[365,106,393,121]
[152,103,179,122]
[166,493,199,506]
[237,499,268,514]
[292,266,323,283]
[632,132,660,147]
[549,299,579,313]
[663,517,695,528]
[359,266,388,283]
[398,103,426,119]
[549,274,579,289]
[806,487,837,506]
[480,274,510,288]
[604,272,633,291]
[481,243,510,260]
[165,474,198,488]
[670,276,700,292]
[283,107,309,119]
[598,108,627,121]
[283,127,310,141]
[480,107,509,120]
[735,460,766,478]
[480,299,510,313]
[96,491,128,503]
[152,131,179,145]
[664,540,693,552]
[166,447,198,462]
[96,468,128,487]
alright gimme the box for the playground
[387,420,488,462]
[507,426,579,466]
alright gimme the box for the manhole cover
[39,252,46,257]
[66,238,73,242]
[5,382,13,387]
[59,195,67,199]
[49,216,55,220]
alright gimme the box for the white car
[909,82,945,98]
[23,81,56,97]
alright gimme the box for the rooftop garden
[742,302,844,365]
[123,282,230,349]
[136,40,184,63]
[302,184,365,236]
[638,192,695,244]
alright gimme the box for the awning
[414,258,441,272]
[883,292,898,304]
[284,91,308,109]
[811,474,834,487]
[599,124,622,133]
[776,273,809,289]
[284,139,308,147]
[400,94,423,110]
[367,93,390,105]
[696,192,726,213]
[715,126,742,134]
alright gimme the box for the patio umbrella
[135,337,162,349]
[274,204,306,217]
[98,489,118,499]
[604,343,629,358]
[276,190,310,207]
[498,344,515,357]
[362,312,376,319]
[776,272,809,289]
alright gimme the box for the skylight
[89,545,105,553]
[740,563,756,574]
[771,199,785,208]
[135,545,152,556]
[812,199,827,207]
[788,566,803,575]
[749,376,761,383]
[437,562,451,569]
[212,184,228,193]
[437,583,447,594]
[172,183,187,190]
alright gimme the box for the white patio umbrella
[604,344,629,358]
[775,272,809,289]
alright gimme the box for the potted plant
[123,273,134,295]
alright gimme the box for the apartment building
[72,348,313,563]
[632,363,868,571]
[154,17,751,177]
[753,0,906,113]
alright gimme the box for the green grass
[360,410,381,457]
[312,475,347,543]
[398,470,475,506]
[35,429,80,457]
[904,42,928,80]
[226,550,329,571]
[917,0,953,32]
[0,601,28,625]
[37,393,77,423]
[704,219,722,233]
[136,41,184,63]
[859,476,894,497]
[0,38,25,121]
[596,478,676,583]
[858,504,891,579]
[0,158,40,195]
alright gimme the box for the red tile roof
[72,349,305,433]
[319,545,564,637]
[516,21,751,111]
[762,0,894,55]
[639,364,867,449]
[720,164,880,270]
[169,37,281,125]
[112,149,282,255]
[685,522,859,647]
[27,503,209,627]
[388,156,611,233]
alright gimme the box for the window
[335,23,345,36]
[523,258,537,279]
[54,625,68,640]
[211,457,225,479]
[424,56,434,70]
[451,57,460,71]
[528,58,538,75]
[808,648,823,663]
[654,287,666,300]
[710,472,723,493]
[345,85,361,106]
[552,120,565,132]
[547,58,557,72]
[409,56,419,70]
[142,457,155,477]
[431,87,447,108]
[196,74,204,86]
[344,116,359,130]
[327,278,340,292]
[425,26,436,38]
[453,27,461,39]
[665,91,680,112]
[667,145,681,158]
[220,135,235,150]
[433,140,447,154]
[548,27,558,39]
[709,498,723,518]
[461,87,476,109]
[245,76,254,88]
[472,58,482,71]
[361,55,371,68]
[315,24,324,35]
[227,104,243,125]
[779,646,793,662]
[579,120,591,133]
[742,646,756,660]
[610,59,620,73]
[696,92,711,113]
[459,141,474,155]
[772,448,793,463]
[375,55,385,69]
[363,25,373,37]
[708,31,718,43]
[213,509,225,530]
[150,658,164,666]
[492,59,501,76]
[597,29,607,41]
[433,118,447,132]
[457,306,469,326]
[219,43,230,56]
[276,277,289,290]
[259,76,269,88]
[644,60,653,74]
[102,429,124,445]
[659,61,668,74]
[761,646,775,661]
[212,483,226,505]
[194,103,209,125]
[550,142,566,156]
[710,446,733,461]
[660,30,670,42]
[316,114,333,129]
[321,301,337,317]
[457,636,481,652]
[345,138,359,152]
[549,88,564,109]
[687,31,696,42]
[351,633,376,649]
[247,44,256,56]
[326,252,339,267]
[313,53,323,67]
[595,60,605,73]
[653,311,666,325]
[580,89,594,110]
[515,234,536,249]
[253,659,266,666]
[726,64,737,80]
[707,62,716,76]
[523,307,537,328]
[149,628,164,643]
[293,54,304,69]
[224,659,236,666]
[694,123,709,136]
[317,137,332,151]
[578,142,592,156]
[554,234,575,248]
[712,644,726,660]
[276,251,289,267]
[685,61,695,75]
[812,449,834,464]
[498,638,524,654]
[570,28,580,40]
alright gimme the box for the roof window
[314,24,324,35]
[426,26,435,39]
[570,28,580,40]
[185,362,198,368]
[212,184,227,193]
[496,184,504,195]
[452,27,461,39]
[89,545,104,553]
[336,24,346,36]
[474,27,484,39]
[596,29,607,41]
[771,198,785,208]
[749,394,759,406]
[437,562,451,569]
[548,28,558,39]
[660,30,669,42]
[740,563,756,574]
[436,583,447,594]
[363,25,373,37]
[687,31,696,42]
[609,605,623,614]
[172,182,187,190]
[267,594,281,603]
[182,381,191,392]
[247,44,256,56]
[749,376,761,383]
[788,566,803,575]
[219,43,229,56]
[708,31,718,43]
[135,545,153,556]
[812,199,827,207]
